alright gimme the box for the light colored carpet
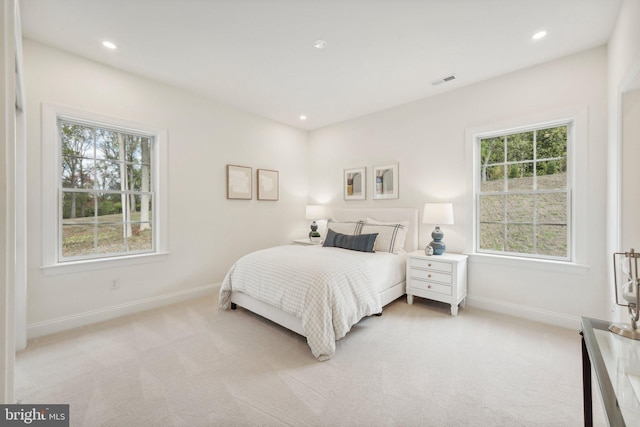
[15,293,606,426]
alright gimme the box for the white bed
[219,208,418,360]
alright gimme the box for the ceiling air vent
[432,74,456,86]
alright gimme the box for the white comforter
[219,245,383,361]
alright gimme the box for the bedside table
[406,250,468,316]
[292,238,322,245]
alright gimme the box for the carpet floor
[15,293,606,426]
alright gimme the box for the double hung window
[42,103,168,272]
[476,122,571,260]
[59,120,155,261]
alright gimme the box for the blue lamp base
[309,220,321,241]
[429,226,446,255]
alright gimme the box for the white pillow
[361,218,409,254]
[326,218,364,235]
[365,217,410,228]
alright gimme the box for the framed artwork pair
[344,163,398,200]
[226,165,278,201]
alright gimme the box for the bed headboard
[331,208,419,253]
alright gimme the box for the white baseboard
[27,284,217,339]
[465,295,581,330]
[25,286,580,339]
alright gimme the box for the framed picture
[257,169,279,201]
[226,165,252,199]
[373,163,399,200]
[344,167,366,200]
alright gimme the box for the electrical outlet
[110,279,120,290]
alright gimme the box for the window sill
[465,252,589,275]
[41,252,169,276]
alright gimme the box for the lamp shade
[305,205,329,220]
[422,203,454,225]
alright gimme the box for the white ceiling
[20,0,622,131]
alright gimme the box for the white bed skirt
[230,280,406,337]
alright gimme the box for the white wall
[607,0,640,322]
[23,40,309,336]
[609,0,640,260]
[309,47,609,326]
[621,88,640,250]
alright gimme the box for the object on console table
[405,250,467,316]
[610,249,640,340]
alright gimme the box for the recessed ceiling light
[313,40,327,49]
[299,115,307,120]
[102,40,117,50]
[532,30,547,40]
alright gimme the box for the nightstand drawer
[410,279,452,296]
[409,269,452,285]
[410,258,452,273]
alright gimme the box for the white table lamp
[305,205,329,241]
[422,203,454,255]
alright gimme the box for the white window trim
[464,107,590,272]
[475,119,572,261]
[41,103,169,275]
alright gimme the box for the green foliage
[100,200,121,216]
[60,120,152,219]
[545,161,557,175]
[506,131,533,162]
[490,165,504,180]
[536,126,567,159]
[479,125,567,183]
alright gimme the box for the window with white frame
[58,119,155,261]
[41,104,168,271]
[476,121,571,260]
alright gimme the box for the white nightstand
[292,238,322,245]
[406,250,468,316]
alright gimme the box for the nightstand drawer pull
[410,258,452,273]
[411,269,452,284]
[410,279,451,296]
